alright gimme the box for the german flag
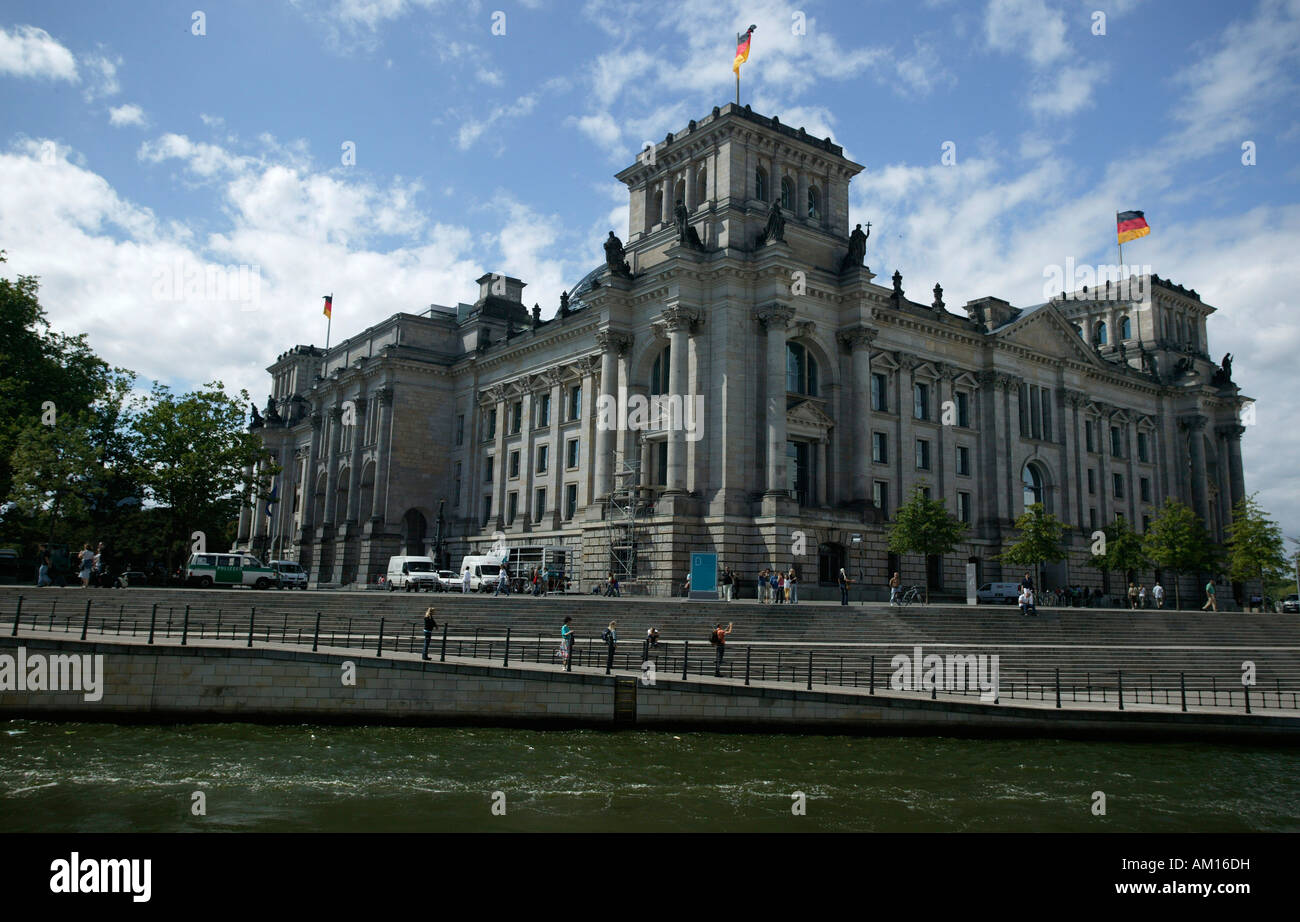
[733,25,756,74]
[1117,210,1150,245]
[322,294,333,318]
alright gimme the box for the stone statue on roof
[604,231,631,277]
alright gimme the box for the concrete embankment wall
[2,637,1297,742]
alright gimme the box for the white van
[459,554,508,592]
[977,582,1021,604]
[270,560,309,590]
[386,556,440,591]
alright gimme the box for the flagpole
[324,292,333,350]
[736,32,741,104]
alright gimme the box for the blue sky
[1,0,1298,535]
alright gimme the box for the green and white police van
[185,552,278,590]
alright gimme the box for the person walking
[602,620,618,669]
[37,545,52,588]
[421,606,439,659]
[710,622,733,676]
[605,571,620,597]
[1138,585,1148,609]
[461,567,472,593]
[839,567,851,606]
[558,616,575,668]
[494,567,510,597]
[1152,581,1165,609]
[756,568,767,604]
[787,569,799,605]
[1202,579,1218,612]
[1127,582,1139,610]
[77,544,94,588]
[722,568,734,602]
[889,572,901,606]
[772,570,783,604]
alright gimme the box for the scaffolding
[605,450,651,583]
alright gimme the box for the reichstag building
[240,103,1249,599]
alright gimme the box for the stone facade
[243,103,1250,602]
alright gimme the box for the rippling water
[2,721,1297,832]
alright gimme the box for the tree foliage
[887,485,968,600]
[1142,498,1214,609]
[1086,516,1150,588]
[1225,494,1289,596]
[998,503,1066,589]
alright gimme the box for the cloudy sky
[1,0,1297,538]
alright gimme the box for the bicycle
[899,585,925,607]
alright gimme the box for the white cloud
[0,25,78,82]
[108,103,147,128]
[1027,62,1107,117]
[81,51,121,100]
[569,112,623,157]
[456,93,538,151]
[139,133,256,178]
[984,0,1068,67]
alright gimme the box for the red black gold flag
[322,295,333,318]
[1117,210,1150,245]
[733,25,756,74]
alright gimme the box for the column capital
[595,329,633,354]
[375,386,394,406]
[836,325,877,351]
[895,352,920,372]
[755,303,795,330]
[328,405,344,421]
[1215,423,1246,441]
[310,410,323,429]
[659,304,702,333]
[1179,415,1208,432]
[996,373,1024,391]
[1063,388,1087,408]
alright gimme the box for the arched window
[755,167,768,202]
[1096,321,1108,345]
[807,186,820,219]
[780,177,794,210]
[695,167,707,204]
[1022,462,1044,511]
[650,345,670,396]
[1119,315,1131,340]
[786,342,818,396]
[673,180,685,210]
[818,542,845,585]
[651,190,663,229]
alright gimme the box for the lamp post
[433,498,446,570]
[851,533,862,605]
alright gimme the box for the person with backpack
[421,606,439,660]
[710,622,733,676]
[557,616,575,669]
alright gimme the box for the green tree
[1142,498,1214,609]
[6,411,105,543]
[0,251,112,501]
[887,484,968,602]
[130,381,275,573]
[1086,516,1150,600]
[1225,494,1289,605]
[998,503,1067,592]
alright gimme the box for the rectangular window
[564,483,577,520]
[510,401,522,435]
[956,392,970,428]
[566,438,579,469]
[536,444,549,474]
[921,486,932,500]
[534,488,546,522]
[1113,473,1124,499]
[1030,386,1041,440]
[1018,385,1029,437]
[485,456,494,483]
[1085,420,1094,452]
[872,432,888,464]
[1041,388,1052,441]
[1142,514,1150,532]
[873,480,889,517]
[957,491,971,524]
[1111,426,1123,458]
[455,414,464,446]
[568,385,581,421]
[1088,468,1096,494]
[915,438,931,470]
[507,492,518,525]
[1089,507,1097,530]
[1140,477,1151,503]
[871,373,888,412]
[454,461,462,508]
[483,495,493,527]
[1137,432,1149,463]
[913,382,929,420]
[486,408,497,441]
[509,450,520,479]
[536,393,551,428]
[956,445,970,476]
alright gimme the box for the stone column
[758,305,794,494]
[660,179,671,225]
[1064,390,1085,529]
[237,463,253,544]
[1003,376,1023,517]
[369,389,392,521]
[684,161,696,211]
[815,439,828,506]
[592,331,630,505]
[323,406,343,525]
[250,459,268,549]
[579,361,596,509]
[663,306,698,494]
[837,327,876,504]
[492,393,507,527]
[1221,423,1246,509]
[302,412,321,535]
[1182,416,1210,526]
[897,355,919,504]
[936,364,953,501]
[548,373,564,528]
[345,396,366,523]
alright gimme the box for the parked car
[385,556,441,591]
[436,570,462,591]
[1280,594,1300,614]
[976,582,1021,604]
[113,570,149,588]
[269,560,309,590]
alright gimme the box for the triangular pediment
[996,303,1106,366]
[787,399,835,430]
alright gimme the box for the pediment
[996,304,1105,366]
[787,399,835,431]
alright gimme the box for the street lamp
[850,533,862,604]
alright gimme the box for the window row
[484,439,582,482]
[477,386,584,442]
[482,484,580,526]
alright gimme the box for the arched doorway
[400,509,427,556]
[818,542,844,585]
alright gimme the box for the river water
[2,720,1297,832]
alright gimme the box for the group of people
[1124,582,1167,610]
[551,619,735,678]
[37,542,109,589]
[755,568,799,604]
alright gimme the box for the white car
[436,570,463,591]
